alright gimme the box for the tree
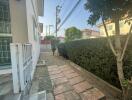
[65,27,82,42]
[84,0,132,99]
[45,35,55,41]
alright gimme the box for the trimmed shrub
[58,36,132,89]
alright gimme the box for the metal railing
[10,43,32,93]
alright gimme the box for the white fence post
[18,44,25,91]
[10,44,20,93]
[10,43,32,93]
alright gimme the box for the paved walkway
[48,65,105,100]
[29,52,107,100]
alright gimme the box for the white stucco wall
[10,0,28,43]
[9,0,43,79]
[26,0,41,79]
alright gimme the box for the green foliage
[58,36,132,89]
[84,0,132,25]
[65,27,82,42]
[45,35,55,41]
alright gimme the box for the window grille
[0,0,12,67]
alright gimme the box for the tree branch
[102,19,117,56]
[120,25,132,61]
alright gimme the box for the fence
[10,43,32,93]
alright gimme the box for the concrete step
[0,74,12,85]
[46,93,54,100]
[0,81,13,96]
[0,93,21,100]
[29,91,46,100]
[29,91,55,100]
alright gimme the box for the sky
[40,0,100,37]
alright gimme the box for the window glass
[108,25,113,30]
[112,30,115,34]
[120,21,124,27]
[0,37,12,66]
[0,0,12,67]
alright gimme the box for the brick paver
[50,73,64,79]
[73,81,93,93]
[49,70,62,75]
[48,65,59,70]
[80,88,106,100]
[55,93,65,100]
[69,76,85,85]
[47,64,105,100]
[54,83,73,95]
[52,77,68,86]
[61,68,73,72]
[64,72,79,79]
[55,91,81,100]
[62,69,75,74]
[48,66,61,72]
[48,68,61,72]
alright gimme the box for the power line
[60,0,74,20]
[61,0,83,24]
[57,0,81,31]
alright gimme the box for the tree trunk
[115,19,127,99]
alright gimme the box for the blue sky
[41,0,100,37]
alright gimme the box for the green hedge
[58,36,132,89]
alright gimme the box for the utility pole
[55,5,61,37]
[49,25,53,36]
[46,25,48,36]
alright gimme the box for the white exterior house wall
[9,0,28,43]
[26,0,41,79]
[9,0,43,78]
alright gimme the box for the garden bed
[68,60,122,99]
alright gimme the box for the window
[107,25,113,30]
[120,21,124,28]
[0,37,12,66]
[112,30,115,35]
[0,0,12,67]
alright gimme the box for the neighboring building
[41,36,65,52]
[41,38,51,51]
[0,0,44,95]
[58,36,65,43]
[81,29,101,39]
[98,19,132,36]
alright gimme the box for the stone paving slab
[80,88,106,100]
